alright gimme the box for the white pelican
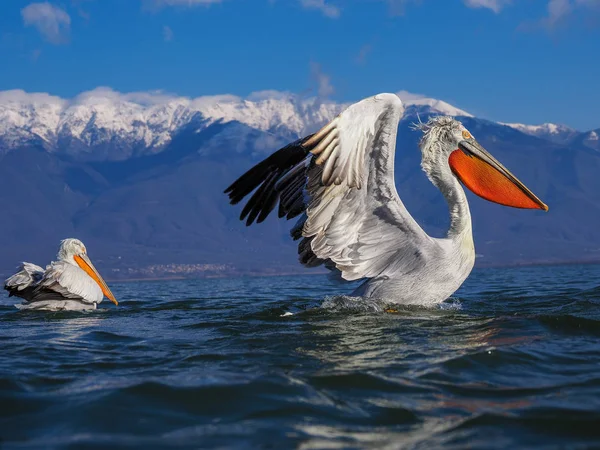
[225,94,548,305]
[4,238,118,311]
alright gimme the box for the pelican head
[417,116,548,211]
[58,238,118,306]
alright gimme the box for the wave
[318,295,463,314]
[536,314,600,336]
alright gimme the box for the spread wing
[5,261,102,304]
[225,93,439,281]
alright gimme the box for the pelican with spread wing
[4,239,118,311]
[225,94,547,305]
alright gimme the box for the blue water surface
[1,264,600,449]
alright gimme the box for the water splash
[438,297,463,311]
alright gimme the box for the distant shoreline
[104,259,600,283]
[105,270,330,283]
[2,260,599,285]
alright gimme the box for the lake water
[1,264,600,449]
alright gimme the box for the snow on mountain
[396,90,473,118]
[587,130,599,142]
[0,88,345,160]
[194,91,344,135]
[0,87,472,161]
[575,129,600,152]
[0,90,66,149]
[500,122,579,145]
[5,87,597,162]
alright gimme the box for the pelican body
[4,239,118,311]
[225,94,547,305]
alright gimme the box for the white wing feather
[37,262,103,304]
[4,263,45,291]
[5,261,103,304]
[302,93,441,281]
[226,93,445,284]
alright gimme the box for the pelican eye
[462,130,472,139]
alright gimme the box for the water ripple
[1,266,600,448]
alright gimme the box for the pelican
[225,94,548,305]
[4,238,118,311]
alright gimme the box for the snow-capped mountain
[3,87,596,163]
[0,88,474,161]
[396,90,472,118]
[552,128,600,153]
[501,122,579,145]
[0,88,341,160]
[578,129,600,151]
[0,89,198,160]
[2,87,600,275]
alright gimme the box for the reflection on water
[301,303,497,373]
[0,264,600,448]
[46,315,105,344]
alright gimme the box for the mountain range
[1,88,599,280]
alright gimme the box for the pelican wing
[4,263,45,295]
[226,93,439,281]
[5,262,102,304]
[32,262,103,304]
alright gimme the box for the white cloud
[543,0,572,25]
[384,0,420,16]
[71,0,92,20]
[0,88,335,112]
[462,0,511,13]
[21,2,71,45]
[379,0,509,17]
[537,0,600,28]
[0,89,66,106]
[396,90,427,102]
[149,0,222,7]
[163,25,174,41]
[72,87,184,107]
[310,62,334,98]
[384,0,597,23]
[300,0,341,18]
[247,90,295,101]
[385,0,598,28]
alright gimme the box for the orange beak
[449,139,548,211]
[74,254,118,305]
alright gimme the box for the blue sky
[0,0,599,129]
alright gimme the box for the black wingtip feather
[225,136,312,225]
[240,171,275,222]
[226,160,275,205]
[256,189,279,224]
[243,169,285,226]
[277,202,287,219]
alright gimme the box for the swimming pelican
[225,94,547,305]
[4,238,118,311]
